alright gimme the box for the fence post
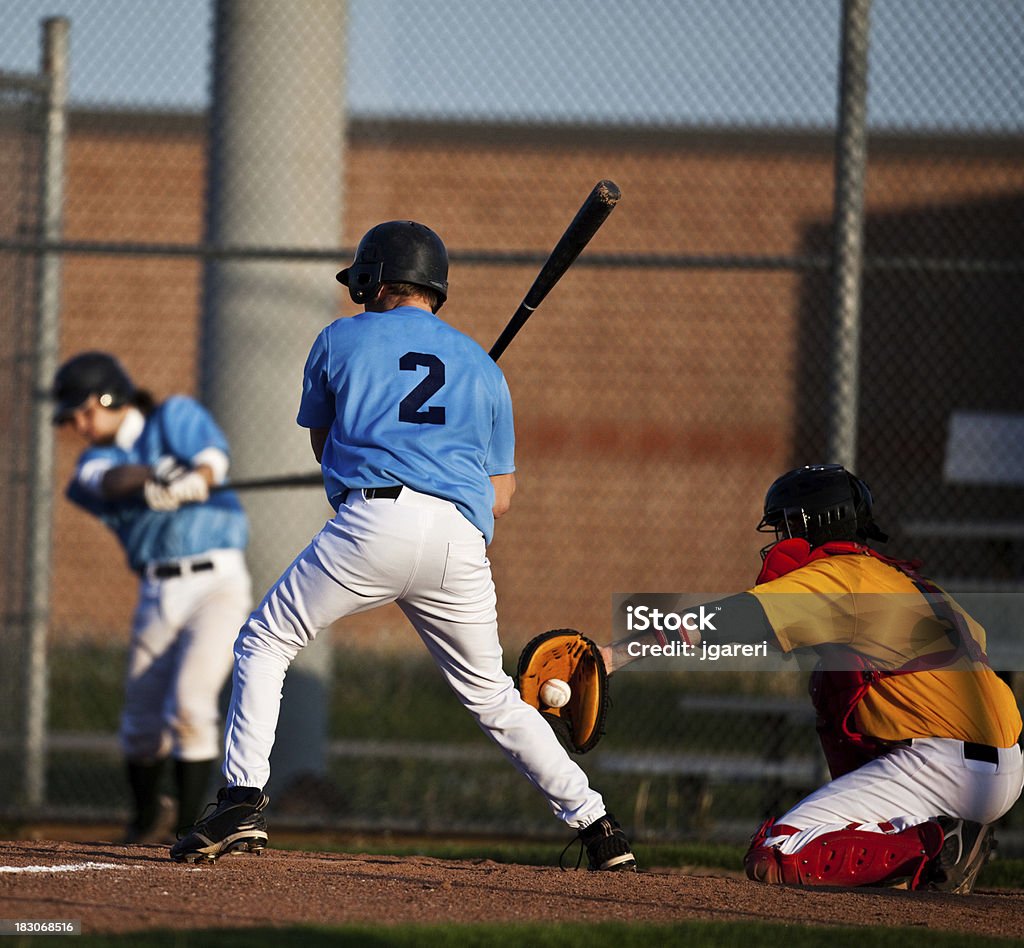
[24,16,69,809]
[827,0,872,471]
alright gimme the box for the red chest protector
[753,540,913,585]
[757,538,985,779]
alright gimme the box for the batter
[171,221,634,871]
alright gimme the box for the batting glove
[152,455,188,486]
[143,478,181,511]
[143,466,210,511]
[166,470,210,505]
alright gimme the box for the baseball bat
[223,182,622,493]
[214,472,324,492]
[487,178,622,361]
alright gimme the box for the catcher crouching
[520,465,1024,893]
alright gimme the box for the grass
[42,921,1024,948]
[26,644,823,834]
[44,642,815,753]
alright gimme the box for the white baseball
[539,678,571,708]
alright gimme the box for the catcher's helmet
[757,463,888,547]
[51,351,135,423]
[337,220,449,312]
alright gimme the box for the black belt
[963,742,1000,765]
[363,486,402,500]
[148,559,215,579]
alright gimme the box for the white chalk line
[0,861,143,874]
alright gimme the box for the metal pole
[827,0,872,471]
[24,16,69,808]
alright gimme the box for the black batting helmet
[337,221,449,312]
[757,463,888,547]
[51,351,135,423]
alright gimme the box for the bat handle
[488,304,535,362]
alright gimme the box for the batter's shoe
[927,818,995,895]
[565,813,636,871]
[169,786,269,864]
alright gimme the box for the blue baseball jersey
[297,305,515,543]
[66,396,248,570]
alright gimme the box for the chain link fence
[1,0,1022,844]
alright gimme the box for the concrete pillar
[201,0,347,799]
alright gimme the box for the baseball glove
[516,629,609,754]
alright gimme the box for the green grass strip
[66,920,1018,948]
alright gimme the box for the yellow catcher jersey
[751,553,1022,748]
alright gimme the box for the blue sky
[1,0,1021,131]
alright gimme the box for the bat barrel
[489,180,621,361]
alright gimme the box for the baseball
[539,678,572,708]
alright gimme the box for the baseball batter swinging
[53,352,252,842]
[171,221,635,870]
[603,465,1023,892]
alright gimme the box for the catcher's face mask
[757,506,807,559]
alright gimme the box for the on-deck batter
[171,221,635,871]
[53,351,252,842]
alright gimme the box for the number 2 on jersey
[399,352,446,425]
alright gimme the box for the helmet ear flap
[338,261,385,303]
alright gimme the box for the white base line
[0,862,140,874]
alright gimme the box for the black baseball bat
[488,179,621,361]
[224,182,622,493]
[215,471,324,492]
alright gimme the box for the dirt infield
[0,839,1022,939]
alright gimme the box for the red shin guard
[745,818,944,889]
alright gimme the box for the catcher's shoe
[927,818,995,895]
[169,786,269,864]
[570,813,636,872]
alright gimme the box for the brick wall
[31,112,1024,643]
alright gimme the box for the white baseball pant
[222,486,608,828]
[121,548,252,762]
[765,737,1024,853]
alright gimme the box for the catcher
[519,464,1023,893]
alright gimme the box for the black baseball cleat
[927,817,995,895]
[577,813,637,872]
[169,786,269,864]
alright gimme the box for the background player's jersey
[297,306,515,543]
[67,396,248,570]
[751,554,1022,748]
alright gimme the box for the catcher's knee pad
[745,819,944,889]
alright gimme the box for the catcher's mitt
[516,629,609,754]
